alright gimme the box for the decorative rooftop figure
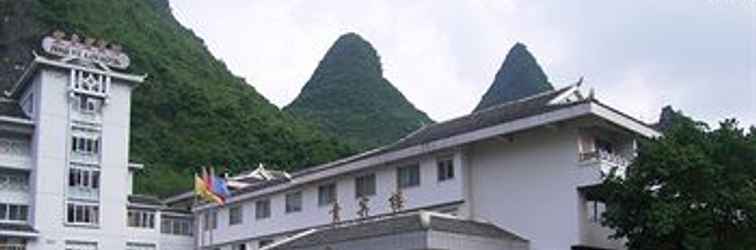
[389,191,404,213]
[357,196,370,218]
[329,201,341,223]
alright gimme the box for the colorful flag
[212,175,232,199]
[194,174,223,205]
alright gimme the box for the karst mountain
[285,33,433,150]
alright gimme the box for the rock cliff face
[0,0,354,196]
[474,43,554,112]
[285,33,433,150]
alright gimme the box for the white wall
[467,125,626,250]
[20,66,194,250]
[198,151,466,248]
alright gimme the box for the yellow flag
[195,174,223,204]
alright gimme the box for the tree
[599,115,756,250]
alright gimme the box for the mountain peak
[285,33,432,150]
[473,43,554,112]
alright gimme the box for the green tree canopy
[599,115,756,250]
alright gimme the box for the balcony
[0,140,31,170]
[67,186,99,201]
[577,150,632,186]
[70,152,100,165]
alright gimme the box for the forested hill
[285,33,433,151]
[0,0,355,197]
[474,43,554,112]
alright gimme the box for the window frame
[355,174,376,198]
[437,157,455,182]
[229,205,243,225]
[285,191,303,213]
[397,164,421,189]
[65,202,100,226]
[0,203,29,222]
[68,167,101,190]
[318,183,337,207]
[127,209,156,229]
[255,199,271,220]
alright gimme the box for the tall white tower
[1,32,145,250]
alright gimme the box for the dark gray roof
[286,85,580,179]
[385,85,578,151]
[268,212,526,249]
[231,86,582,197]
[129,194,164,207]
[0,223,38,233]
[0,99,27,119]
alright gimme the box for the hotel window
[69,168,100,189]
[66,203,99,225]
[76,95,101,114]
[209,210,218,229]
[437,158,454,182]
[0,203,29,222]
[355,174,376,198]
[161,217,193,236]
[588,201,606,223]
[318,183,337,206]
[229,205,243,225]
[127,209,155,228]
[71,136,100,155]
[255,199,271,219]
[285,191,302,213]
[397,164,420,189]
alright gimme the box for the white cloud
[171,0,755,126]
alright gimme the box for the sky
[170,0,755,126]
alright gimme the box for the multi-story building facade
[176,84,659,250]
[0,33,660,250]
[0,34,193,250]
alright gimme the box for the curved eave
[7,54,148,99]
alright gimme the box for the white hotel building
[166,80,659,249]
[0,35,193,250]
[0,35,660,250]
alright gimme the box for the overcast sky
[171,0,755,127]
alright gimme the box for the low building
[174,81,658,250]
[265,211,529,250]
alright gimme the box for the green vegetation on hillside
[474,43,554,112]
[285,33,433,150]
[0,0,354,197]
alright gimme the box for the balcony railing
[579,150,632,178]
[580,150,630,168]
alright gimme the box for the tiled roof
[0,223,37,233]
[228,86,583,198]
[384,84,579,151]
[287,85,580,179]
[267,212,527,249]
[128,194,164,207]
